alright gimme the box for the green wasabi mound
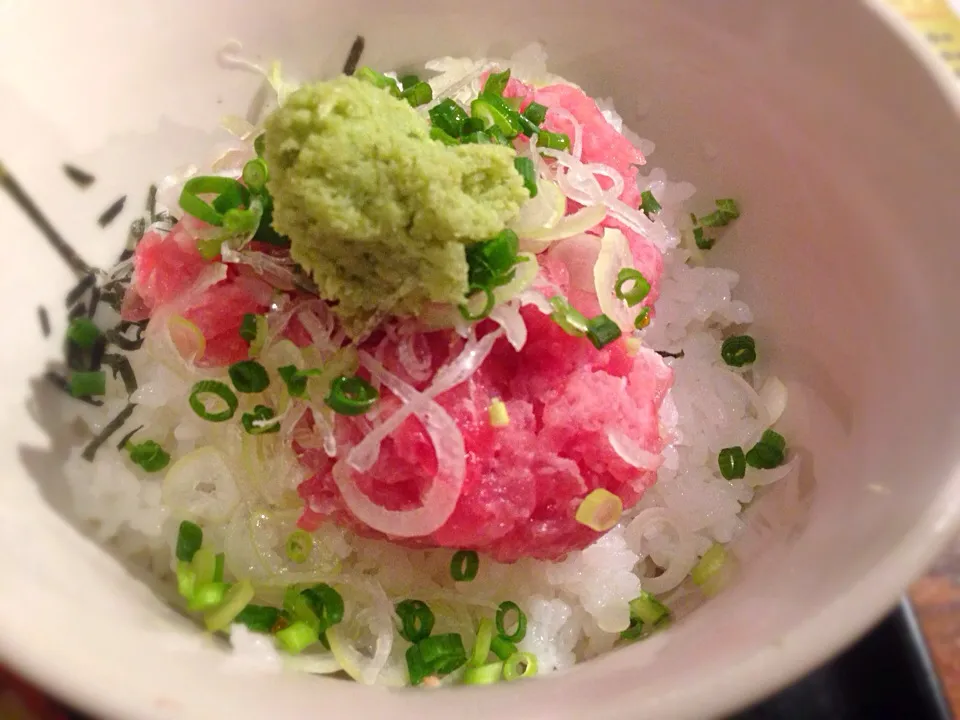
[263,76,528,333]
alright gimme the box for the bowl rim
[3,1,960,718]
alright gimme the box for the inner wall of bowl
[2,1,960,718]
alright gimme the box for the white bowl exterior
[1,1,960,718]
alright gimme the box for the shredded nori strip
[97,195,127,228]
[63,164,96,189]
[126,216,147,248]
[656,350,685,359]
[117,248,134,263]
[115,424,144,451]
[64,273,96,308]
[66,334,106,372]
[105,321,146,351]
[343,35,365,76]
[81,402,136,461]
[44,371,103,407]
[38,306,50,337]
[89,335,106,371]
[0,161,93,276]
[146,183,158,220]
[68,303,86,320]
[87,285,101,318]
[102,353,137,394]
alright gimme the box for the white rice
[58,45,798,680]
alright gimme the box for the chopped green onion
[301,584,344,630]
[716,198,740,221]
[464,661,503,685]
[460,130,491,145]
[417,633,468,676]
[614,268,651,307]
[488,398,510,427]
[241,404,280,435]
[461,117,487,135]
[549,296,589,336]
[628,591,670,627]
[634,307,651,330]
[699,211,726,227]
[66,316,100,349]
[204,580,256,633]
[355,66,401,97]
[401,81,432,107]
[188,581,228,611]
[495,601,526,643]
[175,520,203,562]
[239,313,259,343]
[693,225,714,250]
[254,133,266,157]
[575,488,623,531]
[228,360,270,393]
[242,158,269,193]
[69,370,106,397]
[585,314,622,350]
[490,634,517,661]
[486,126,511,146]
[285,529,312,563]
[537,130,570,151]
[640,190,662,218]
[513,157,538,198]
[522,102,548,126]
[401,81,433,107]
[282,585,303,613]
[469,618,495,667]
[191,547,218,586]
[429,99,469,138]
[188,380,238,422]
[234,604,281,634]
[502,651,537,681]
[720,335,756,367]
[482,68,511,97]
[405,644,431,686]
[125,440,170,473]
[458,285,496,322]
[471,96,522,138]
[179,176,250,227]
[213,553,225,583]
[745,429,787,469]
[466,228,521,289]
[175,561,196,600]
[277,365,308,399]
[430,127,459,146]
[275,619,319,654]
[517,113,539,137]
[396,599,435,644]
[324,375,379,416]
[399,74,421,90]
[691,543,729,594]
[718,446,747,480]
[450,550,479,582]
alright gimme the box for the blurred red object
[0,665,75,720]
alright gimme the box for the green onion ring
[188,380,239,422]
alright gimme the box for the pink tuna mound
[297,309,672,563]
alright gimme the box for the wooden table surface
[910,535,960,716]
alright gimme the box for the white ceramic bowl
[2,1,960,718]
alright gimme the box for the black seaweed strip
[81,402,136,461]
[87,285,101,318]
[126,217,146,249]
[0,163,93,276]
[65,339,82,371]
[89,335,106,371]
[67,303,86,320]
[342,35,365,75]
[105,322,146,351]
[44,371,103,407]
[38,306,50,337]
[146,184,158,220]
[115,424,144,451]
[63,164,96,188]
[102,353,137,394]
[64,273,95,307]
[656,350,685,359]
[97,195,127,228]
[117,248,134,263]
